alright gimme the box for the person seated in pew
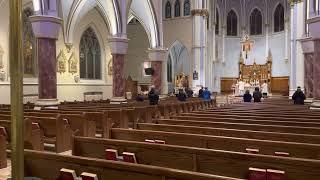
[186,87,194,98]
[253,87,262,103]
[198,86,204,98]
[202,87,212,101]
[136,93,144,102]
[243,90,252,102]
[177,89,187,102]
[292,86,306,105]
[148,87,159,105]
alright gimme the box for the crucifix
[241,34,254,59]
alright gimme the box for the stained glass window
[80,27,101,79]
[227,10,238,36]
[250,8,263,35]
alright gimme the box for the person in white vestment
[261,80,268,98]
[238,80,245,96]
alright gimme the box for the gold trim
[191,9,209,17]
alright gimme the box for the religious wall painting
[108,58,113,76]
[68,52,78,74]
[57,50,67,74]
[23,8,36,77]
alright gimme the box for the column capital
[299,37,314,54]
[108,37,129,55]
[147,48,168,62]
[29,15,62,39]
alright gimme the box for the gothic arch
[227,9,238,36]
[65,0,118,44]
[273,2,285,32]
[249,7,263,35]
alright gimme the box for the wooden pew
[172,116,320,127]
[72,136,320,180]
[179,113,320,123]
[136,123,320,144]
[155,119,320,135]
[0,129,6,168]
[109,128,320,159]
[21,150,238,180]
[0,118,43,151]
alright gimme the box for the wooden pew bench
[109,128,320,159]
[136,123,320,144]
[0,119,43,151]
[155,119,320,135]
[0,130,6,168]
[172,115,320,127]
[21,150,238,180]
[72,136,320,180]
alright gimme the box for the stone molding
[108,37,129,55]
[147,48,168,62]
[29,15,62,39]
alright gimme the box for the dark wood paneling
[271,77,289,96]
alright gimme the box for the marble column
[38,38,57,99]
[151,61,162,93]
[148,49,167,94]
[304,53,314,98]
[108,37,129,103]
[313,40,320,99]
[30,15,62,106]
[112,54,125,97]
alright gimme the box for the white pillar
[289,2,305,96]
[192,1,208,88]
[296,2,306,91]
[265,24,269,58]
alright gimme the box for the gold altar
[239,53,272,88]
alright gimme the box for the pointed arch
[250,8,263,35]
[165,1,172,18]
[174,0,181,17]
[183,0,190,16]
[79,27,101,80]
[227,9,238,36]
[274,3,284,32]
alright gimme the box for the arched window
[274,4,284,32]
[175,0,181,17]
[167,55,172,82]
[23,8,36,76]
[183,0,190,16]
[79,27,101,79]
[215,9,219,35]
[227,10,238,36]
[165,1,171,19]
[250,8,263,35]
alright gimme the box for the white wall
[124,21,150,84]
[220,32,289,78]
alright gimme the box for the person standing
[253,87,262,102]
[292,86,306,105]
[261,80,268,98]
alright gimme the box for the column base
[110,97,127,104]
[305,98,314,104]
[35,99,59,109]
[310,100,320,110]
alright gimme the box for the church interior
[1,0,320,179]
